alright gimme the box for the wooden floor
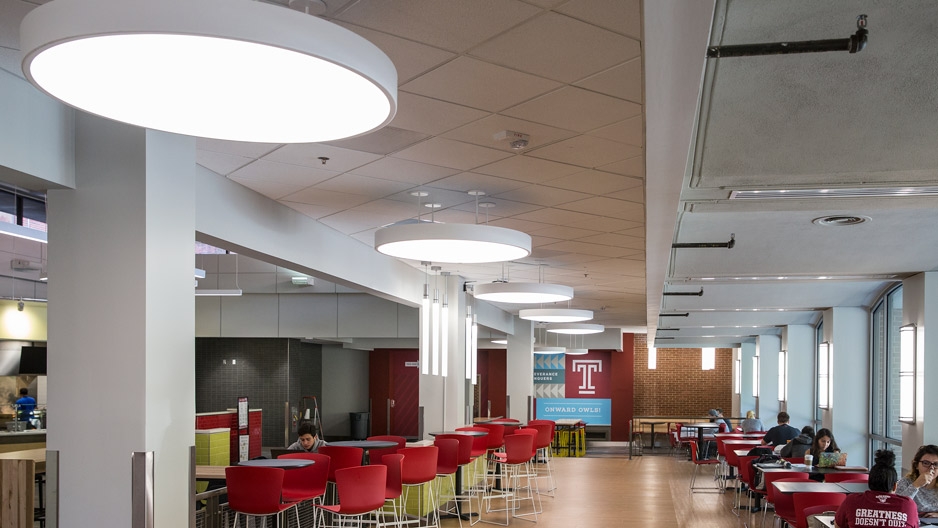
[440,451,752,528]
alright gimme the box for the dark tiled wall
[195,338,322,448]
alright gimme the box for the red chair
[436,433,475,517]
[367,435,407,465]
[379,453,404,527]
[277,452,330,509]
[525,423,556,496]
[772,476,813,528]
[784,457,805,464]
[433,438,461,525]
[689,440,720,492]
[474,423,506,491]
[226,466,300,528]
[455,427,489,459]
[763,471,809,528]
[736,455,759,513]
[486,433,539,524]
[315,465,388,528]
[319,445,364,483]
[398,445,439,528]
[792,492,846,528]
[824,472,868,483]
[802,504,843,528]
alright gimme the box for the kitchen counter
[0,429,46,452]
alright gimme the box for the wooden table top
[0,448,45,473]
[195,465,227,480]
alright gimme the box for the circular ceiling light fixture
[20,0,397,143]
[546,323,605,335]
[519,308,593,323]
[473,282,573,304]
[811,215,871,227]
[564,348,589,355]
[533,346,566,355]
[375,222,531,264]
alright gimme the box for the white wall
[506,318,534,421]
[757,334,781,422]
[783,325,816,430]
[823,306,870,465]
[901,272,938,470]
[739,342,757,419]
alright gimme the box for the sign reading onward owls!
[533,350,612,425]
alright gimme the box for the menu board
[238,396,249,462]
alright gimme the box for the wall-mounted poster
[237,396,248,462]
[533,350,612,425]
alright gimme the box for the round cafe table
[429,430,488,436]
[238,458,312,469]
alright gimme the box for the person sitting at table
[761,411,799,446]
[708,408,732,432]
[834,449,919,528]
[740,410,764,433]
[808,428,840,465]
[287,420,327,452]
[780,426,814,458]
[896,444,938,518]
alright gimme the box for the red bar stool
[225,466,300,528]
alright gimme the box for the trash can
[349,412,369,440]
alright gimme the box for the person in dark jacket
[779,426,815,458]
[762,411,800,446]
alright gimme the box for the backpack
[750,452,781,490]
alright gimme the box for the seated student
[780,426,815,458]
[287,421,327,453]
[708,408,733,432]
[741,410,765,433]
[762,411,800,446]
[896,444,938,519]
[834,449,919,528]
[808,428,840,465]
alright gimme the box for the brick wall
[632,334,734,417]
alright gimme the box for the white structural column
[505,318,534,420]
[901,272,938,466]
[756,335,781,422]
[47,113,195,527]
[821,306,869,464]
[738,342,757,418]
[782,325,816,430]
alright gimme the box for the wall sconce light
[818,342,831,409]
[734,358,741,394]
[752,355,759,398]
[648,347,657,370]
[701,347,715,370]
[778,350,788,403]
[899,324,916,423]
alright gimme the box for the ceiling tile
[546,169,643,196]
[312,174,414,199]
[558,196,644,222]
[335,23,456,83]
[488,217,553,233]
[392,137,512,171]
[606,186,643,204]
[449,198,543,218]
[556,0,642,39]
[441,114,576,152]
[229,177,304,200]
[228,159,336,187]
[265,143,382,172]
[281,201,349,220]
[319,199,420,235]
[402,57,562,112]
[323,127,429,155]
[279,188,373,209]
[196,151,254,176]
[528,225,602,240]
[528,135,642,167]
[576,57,643,103]
[335,0,541,52]
[588,115,643,147]
[383,187,476,208]
[515,207,598,226]
[470,12,640,83]
[350,157,461,185]
[391,92,490,136]
[492,185,591,207]
[600,155,644,178]
[427,172,529,195]
[569,217,642,233]
[504,86,641,132]
[474,155,582,183]
[579,233,645,250]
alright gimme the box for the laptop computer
[818,451,848,468]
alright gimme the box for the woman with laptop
[809,428,841,465]
[834,449,919,528]
[897,444,938,519]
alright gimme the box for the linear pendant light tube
[421,287,429,375]
[441,300,448,378]
[20,0,398,143]
[465,311,473,381]
[431,291,440,376]
[471,315,478,385]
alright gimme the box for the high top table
[682,422,721,459]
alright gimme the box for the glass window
[870,284,903,468]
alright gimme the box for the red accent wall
[370,349,419,437]
[564,350,612,398]
[479,349,506,418]
[610,335,635,441]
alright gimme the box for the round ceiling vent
[812,215,870,227]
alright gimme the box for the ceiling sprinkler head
[17,300,24,312]
[510,138,529,150]
[494,130,530,150]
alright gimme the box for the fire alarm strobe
[493,130,530,149]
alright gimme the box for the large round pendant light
[519,308,593,323]
[565,348,589,355]
[546,323,605,335]
[473,282,573,304]
[20,0,397,143]
[533,346,566,355]
[375,222,531,264]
